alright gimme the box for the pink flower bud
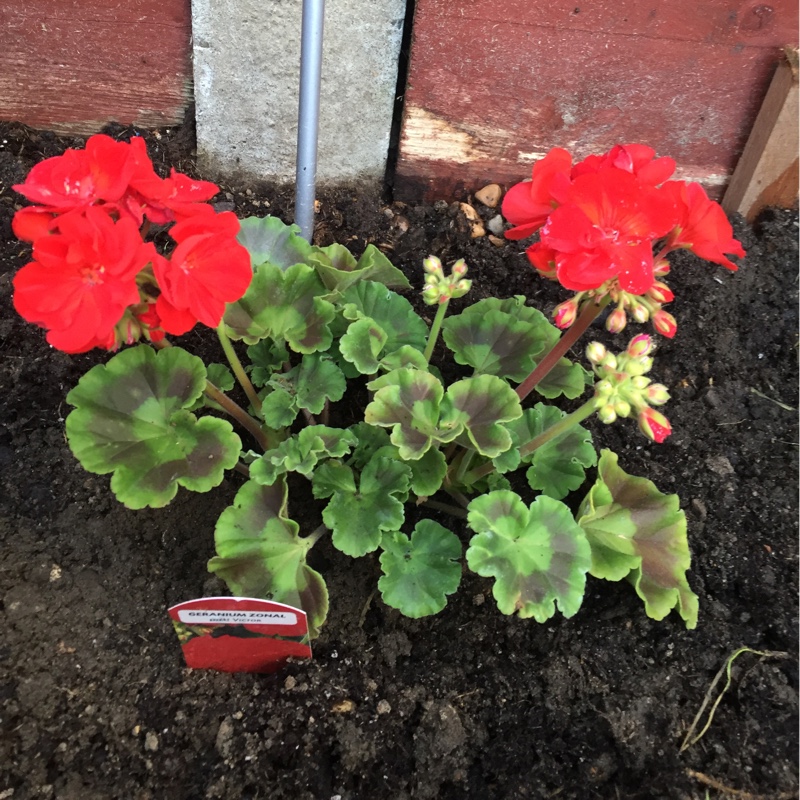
[654,259,671,277]
[647,281,674,304]
[645,383,670,405]
[653,309,677,338]
[451,259,468,277]
[553,299,578,329]
[606,307,627,334]
[631,303,649,324]
[423,255,444,277]
[638,407,672,443]
[627,334,654,358]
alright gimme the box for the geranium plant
[12,136,745,637]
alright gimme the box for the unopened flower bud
[638,407,672,443]
[627,334,654,358]
[452,278,472,297]
[594,379,614,397]
[586,341,607,364]
[654,259,671,277]
[601,352,618,371]
[630,375,651,390]
[606,307,627,334]
[614,399,632,418]
[597,404,617,424]
[422,285,440,304]
[653,309,677,338]
[647,281,674,304]
[451,259,468,277]
[645,383,670,405]
[423,255,444,278]
[626,355,653,376]
[631,302,650,323]
[553,299,578,329]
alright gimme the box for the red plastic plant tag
[168,597,312,674]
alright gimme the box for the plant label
[168,597,311,673]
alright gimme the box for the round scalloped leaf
[223,262,335,351]
[466,491,591,621]
[341,281,428,355]
[65,345,241,509]
[339,317,389,375]
[378,521,462,617]
[237,216,313,270]
[408,447,447,497]
[364,369,462,460]
[294,354,346,413]
[577,450,698,629]
[534,358,588,400]
[318,456,411,557]
[448,374,523,457]
[208,478,328,637]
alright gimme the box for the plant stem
[419,498,468,519]
[151,336,274,451]
[423,299,450,364]
[217,324,262,416]
[304,523,329,547]
[515,295,610,403]
[463,399,596,484]
[203,380,271,451]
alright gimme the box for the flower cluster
[586,334,672,442]
[503,144,745,338]
[12,134,252,352]
[421,256,472,305]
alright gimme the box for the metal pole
[295,0,325,242]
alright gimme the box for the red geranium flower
[660,180,745,269]
[540,170,677,294]
[153,210,252,331]
[12,207,153,353]
[571,144,676,187]
[502,147,572,239]
[13,134,136,213]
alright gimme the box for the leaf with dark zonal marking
[467,491,591,621]
[236,216,313,270]
[65,345,241,510]
[208,477,328,637]
[577,450,698,629]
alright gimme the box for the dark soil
[1,121,797,800]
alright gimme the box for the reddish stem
[515,295,610,403]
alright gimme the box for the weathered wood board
[395,0,800,201]
[0,0,192,134]
[723,48,799,219]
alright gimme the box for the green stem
[217,324,262,415]
[423,299,450,364]
[419,498,468,519]
[515,295,610,403]
[464,399,597,484]
[203,380,271,451]
[304,523,329,547]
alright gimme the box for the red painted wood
[396,0,799,201]
[0,0,192,134]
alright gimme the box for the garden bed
[0,121,797,800]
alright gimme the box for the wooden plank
[723,49,799,220]
[395,0,799,202]
[0,0,192,134]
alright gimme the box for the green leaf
[247,339,290,386]
[261,385,298,428]
[499,404,596,499]
[189,363,235,412]
[339,317,389,375]
[347,422,393,470]
[208,478,328,637]
[341,281,428,356]
[223,262,336,352]
[251,425,358,485]
[448,374,523,458]
[379,345,430,374]
[237,216,313,270]
[408,447,448,497]
[364,369,462,460]
[294,354,347,413]
[65,346,241,510]
[534,358,588,400]
[576,450,698,629]
[442,308,542,381]
[310,243,411,293]
[314,456,411,557]
[467,491,591,621]
[378,521,462,617]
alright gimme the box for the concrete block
[192,0,406,183]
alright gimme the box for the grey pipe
[295,0,325,242]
